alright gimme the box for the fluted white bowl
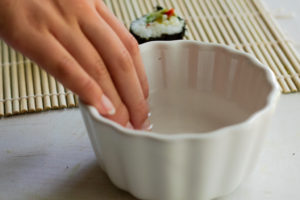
[79,41,280,200]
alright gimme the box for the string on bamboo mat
[1,0,300,117]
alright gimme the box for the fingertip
[129,99,151,130]
[140,119,153,131]
[101,94,116,116]
[125,122,134,129]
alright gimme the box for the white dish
[80,41,280,200]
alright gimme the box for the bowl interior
[141,42,274,134]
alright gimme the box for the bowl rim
[80,40,281,141]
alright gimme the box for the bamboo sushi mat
[1,0,300,117]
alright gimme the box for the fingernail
[101,95,116,115]
[125,122,134,129]
[141,119,152,131]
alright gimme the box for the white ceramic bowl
[79,41,280,200]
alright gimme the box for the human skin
[0,0,151,129]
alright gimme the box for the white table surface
[1,0,300,199]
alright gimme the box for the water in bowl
[148,89,250,134]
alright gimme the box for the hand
[0,0,150,129]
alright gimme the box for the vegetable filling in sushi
[130,6,186,44]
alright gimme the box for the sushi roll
[130,6,186,44]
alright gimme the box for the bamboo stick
[196,0,226,44]
[251,0,300,89]
[187,0,218,42]
[162,0,172,10]
[57,81,67,108]
[219,0,274,76]
[130,0,142,17]
[2,42,12,116]
[204,0,235,47]
[149,0,156,8]
[182,0,210,42]
[32,63,43,111]
[0,41,3,117]
[40,69,51,110]
[48,74,59,109]
[245,0,300,91]
[124,0,137,21]
[252,0,300,72]
[9,49,20,114]
[216,0,290,92]
[215,0,256,54]
[230,0,293,92]
[236,1,277,55]
[66,88,76,107]
[110,0,125,24]
[237,0,296,92]
[118,0,131,28]
[17,52,28,113]
[136,0,148,15]
[24,58,36,111]
[209,0,244,51]
[74,95,79,107]
[144,0,153,12]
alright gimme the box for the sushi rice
[130,6,186,44]
[131,15,185,39]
